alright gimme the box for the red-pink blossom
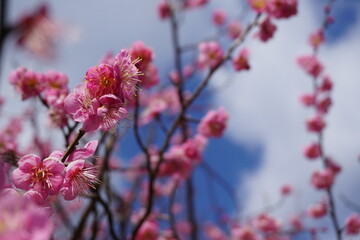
[198,41,224,69]
[12,154,65,197]
[212,9,227,26]
[0,190,54,240]
[311,169,334,190]
[204,223,228,240]
[85,64,119,98]
[198,107,229,138]
[9,67,44,100]
[266,0,298,19]
[231,226,258,240]
[306,115,326,132]
[280,183,292,196]
[303,143,321,159]
[299,93,316,107]
[140,64,160,88]
[131,41,154,70]
[319,76,333,92]
[254,213,281,234]
[345,214,360,235]
[309,29,325,49]
[233,48,251,71]
[325,157,342,175]
[61,159,99,200]
[135,220,159,240]
[307,200,327,218]
[227,21,243,40]
[257,17,277,42]
[316,96,332,114]
[247,0,267,13]
[297,55,324,78]
[184,0,208,9]
[157,0,171,19]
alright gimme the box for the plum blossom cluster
[297,2,360,237]
[11,140,99,201]
[65,49,143,132]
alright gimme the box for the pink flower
[61,159,99,200]
[227,21,243,40]
[12,154,65,197]
[290,215,303,231]
[83,94,128,132]
[43,70,69,96]
[131,41,154,70]
[212,9,227,26]
[247,0,267,13]
[85,64,119,98]
[325,157,342,175]
[345,214,360,235]
[181,134,208,164]
[198,107,229,138]
[303,143,321,159]
[15,4,60,58]
[231,226,258,240]
[233,48,251,71]
[280,184,292,196]
[254,213,281,233]
[319,76,333,92]
[266,0,298,19]
[306,115,326,132]
[299,93,316,107]
[204,223,228,240]
[307,200,327,218]
[257,17,277,42]
[198,41,224,69]
[309,29,325,49]
[114,49,142,101]
[157,0,171,20]
[140,64,160,88]
[136,220,159,240]
[0,190,54,240]
[316,96,332,114]
[311,169,334,190]
[65,140,98,163]
[184,0,208,9]
[9,67,44,100]
[297,55,324,78]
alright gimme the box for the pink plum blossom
[309,29,325,49]
[198,41,224,69]
[212,9,227,26]
[227,21,243,40]
[157,0,171,19]
[297,55,323,78]
[254,213,281,234]
[316,96,332,114]
[299,93,316,107]
[231,226,258,240]
[345,214,360,235]
[12,154,65,197]
[307,200,327,218]
[233,48,251,71]
[303,143,321,159]
[257,17,277,42]
[280,184,292,196]
[61,159,99,200]
[266,0,298,19]
[9,67,44,100]
[311,169,334,190]
[198,107,229,138]
[0,190,54,240]
[135,220,159,240]
[131,41,154,70]
[85,64,119,98]
[306,115,326,132]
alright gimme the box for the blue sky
[2,0,360,239]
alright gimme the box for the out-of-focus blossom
[0,190,53,240]
[303,143,321,159]
[233,48,251,71]
[311,169,334,190]
[198,41,224,69]
[198,107,229,138]
[212,9,227,26]
[257,17,277,42]
[297,55,323,78]
[345,214,360,235]
[266,0,298,19]
[9,67,44,100]
[227,21,243,40]
[309,29,325,49]
[157,0,172,20]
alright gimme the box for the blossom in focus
[198,107,229,138]
[61,159,99,200]
[12,154,65,197]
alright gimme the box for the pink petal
[12,168,31,190]
[18,154,41,172]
